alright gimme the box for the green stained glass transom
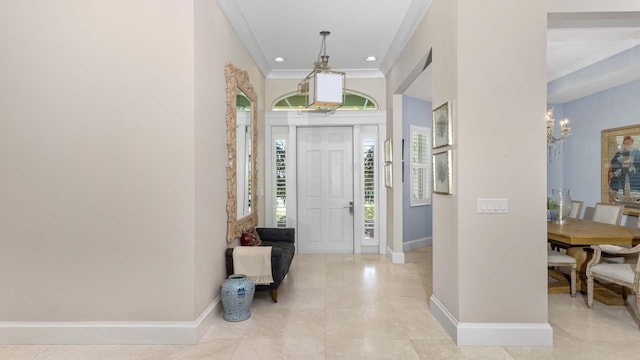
[272,91,378,111]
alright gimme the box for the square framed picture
[433,150,452,195]
[385,163,393,188]
[384,138,393,163]
[432,101,452,148]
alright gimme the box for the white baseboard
[385,245,405,264]
[429,295,553,347]
[0,296,221,345]
[403,237,432,252]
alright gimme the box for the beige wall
[193,0,265,320]
[386,0,459,308]
[387,0,548,326]
[0,0,263,323]
[455,0,547,323]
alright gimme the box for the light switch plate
[477,199,508,213]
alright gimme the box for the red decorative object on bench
[240,228,262,246]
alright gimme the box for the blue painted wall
[402,95,433,243]
[552,80,640,210]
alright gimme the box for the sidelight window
[363,139,376,240]
[274,138,287,227]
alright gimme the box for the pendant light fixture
[298,31,345,112]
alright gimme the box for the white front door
[297,127,354,253]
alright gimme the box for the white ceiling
[545,12,640,103]
[218,0,431,79]
[218,1,640,103]
[547,27,640,81]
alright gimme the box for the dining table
[547,218,640,305]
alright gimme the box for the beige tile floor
[2,247,640,359]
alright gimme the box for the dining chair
[592,203,624,225]
[590,203,626,265]
[586,244,640,328]
[548,249,576,297]
[569,200,584,219]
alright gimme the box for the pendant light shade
[298,31,345,112]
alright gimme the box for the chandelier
[546,108,571,145]
[298,31,345,113]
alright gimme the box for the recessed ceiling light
[273,57,286,62]
[364,56,377,62]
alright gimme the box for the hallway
[2,247,640,359]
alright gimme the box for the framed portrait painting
[384,163,393,188]
[433,150,452,195]
[432,101,452,149]
[384,138,392,163]
[601,125,640,215]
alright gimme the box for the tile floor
[2,247,640,359]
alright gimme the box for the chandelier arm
[548,135,568,143]
[546,108,571,145]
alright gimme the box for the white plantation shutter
[410,125,431,206]
[274,138,287,227]
[363,139,376,239]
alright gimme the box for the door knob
[344,201,354,214]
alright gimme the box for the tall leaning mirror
[225,63,258,243]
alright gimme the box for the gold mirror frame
[225,63,258,243]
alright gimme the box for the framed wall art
[433,150,452,195]
[601,124,640,215]
[432,101,452,149]
[384,138,393,163]
[385,163,393,188]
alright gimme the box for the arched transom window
[272,90,378,111]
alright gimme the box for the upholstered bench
[226,228,295,302]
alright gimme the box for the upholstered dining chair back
[586,244,640,328]
[569,200,584,219]
[592,203,623,225]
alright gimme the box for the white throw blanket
[232,246,274,285]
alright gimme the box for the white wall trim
[0,297,221,345]
[265,110,386,127]
[264,125,274,227]
[385,245,405,264]
[353,125,363,254]
[378,124,387,255]
[429,295,553,347]
[264,115,387,255]
[403,237,432,251]
[429,295,459,342]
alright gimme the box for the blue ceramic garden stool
[221,274,255,321]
